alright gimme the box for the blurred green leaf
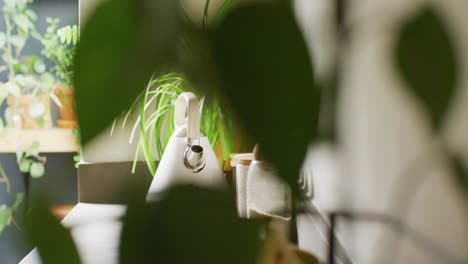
[450,155,468,195]
[396,7,458,129]
[28,101,46,118]
[120,185,262,264]
[30,162,45,178]
[4,0,16,8]
[213,0,232,26]
[26,199,81,264]
[13,193,24,211]
[19,159,31,173]
[72,25,78,45]
[33,59,46,73]
[6,82,20,96]
[16,148,23,163]
[26,141,40,157]
[65,26,72,45]
[25,9,37,20]
[5,107,13,125]
[211,2,320,190]
[13,14,30,32]
[75,0,181,144]
[11,34,26,49]
[0,205,12,235]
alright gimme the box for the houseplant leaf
[25,199,81,264]
[0,205,12,235]
[450,155,468,195]
[120,185,262,264]
[396,7,458,129]
[11,35,26,49]
[211,2,320,190]
[74,0,181,144]
[19,159,31,173]
[13,14,31,32]
[28,101,46,118]
[25,141,40,157]
[65,26,72,45]
[30,162,45,178]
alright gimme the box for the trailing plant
[0,0,58,129]
[1,159,24,236]
[16,141,46,178]
[0,140,45,235]
[0,158,25,236]
[0,192,24,235]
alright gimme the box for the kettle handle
[174,92,201,140]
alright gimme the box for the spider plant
[112,0,242,175]
[115,72,237,175]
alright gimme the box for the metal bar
[329,213,337,264]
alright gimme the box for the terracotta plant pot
[7,94,52,129]
[54,84,77,128]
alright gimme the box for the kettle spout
[184,145,205,173]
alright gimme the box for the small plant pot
[54,84,77,128]
[7,94,52,129]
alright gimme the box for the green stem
[140,89,156,175]
[0,163,11,193]
[202,0,211,29]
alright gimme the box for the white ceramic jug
[146,92,224,201]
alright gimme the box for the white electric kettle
[146,92,224,201]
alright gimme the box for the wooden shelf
[0,128,79,153]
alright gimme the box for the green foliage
[0,205,12,235]
[0,0,57,128]
[16,141,46,178]
[211,2,320,190]
[25,199,81,264]
[57,25,79,46]
[0,143,24,236]
[396,7,468,196]
[120,73,237,175]
[120,185,263,264]
[74,0,182,144]
[39,18,78,86]
[0,162,10,192]
[396,7,458,130]
[0,193,23,236]
[0,0,45,88]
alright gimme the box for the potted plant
[39,18,78,128]
[118,73,251,174]
[114,1,252,174]
[0,0,57,129]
